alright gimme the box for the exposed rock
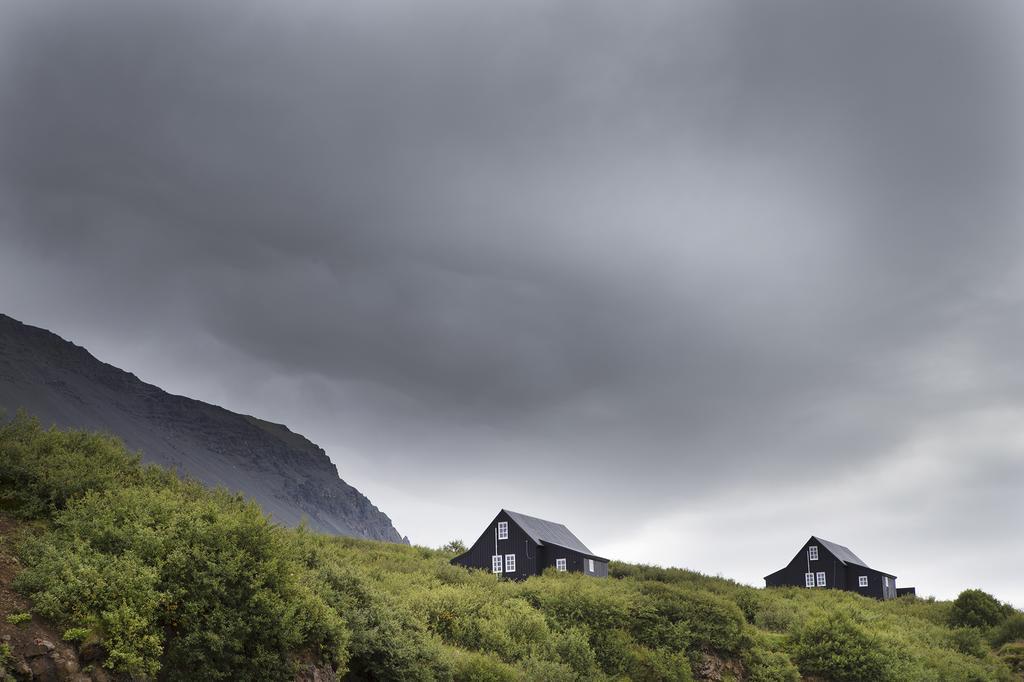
[293,663,339,682]
[14,659,32,679]
[33,638,56,652]
[0,313,404,542]
[26,654,59,682]
[696,652,746,682]
[76,642,105,665]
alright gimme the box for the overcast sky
[2,0,1023,606]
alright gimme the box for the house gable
[764,535,898,599]
[451,509,609,579]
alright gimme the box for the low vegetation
[1,413,1021,680]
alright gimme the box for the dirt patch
[0,514,92,681]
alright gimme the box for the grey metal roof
[504,509,595,556]
[813,536,869,568]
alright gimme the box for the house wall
[451,510,541,579]
[846,566,896,600]
[764,538,897,600]
[764,539,846,591]
[539,545,609,577]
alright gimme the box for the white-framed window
[492,555,503,573]
[505,554,516,573]
[884,576,889,588]
[497,522,508,540]
[859,576,869,588]
[805,572,815,588]
[808,545,818,561]
[556,558,567,572]
[816,572,826,587]
[588,559,595,572]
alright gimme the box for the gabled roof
[503,509,606,560]
[812,536,896,578]
[813,536,868,568]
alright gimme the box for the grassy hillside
[1,414,1022,681]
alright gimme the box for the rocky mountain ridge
[0,313,404,543]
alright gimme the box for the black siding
[845,566,899,600]
[539,545,609,577]
[451,511,608,579]
[451,510,542,579]
[764,539,847,591]
[764,537,897,600]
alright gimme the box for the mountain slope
[0,313,404,542]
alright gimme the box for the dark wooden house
[764,536,898,600]
[451,509,609,580]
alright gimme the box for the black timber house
[764,536,899,600]
[451,509,609,580]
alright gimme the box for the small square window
[816,571,826,587]
[859,576,868,588]
[808,545,818,561]
[505,554,516,573]
[497,522,508,540]
[805,572,815,588]
[588,559,595,572]
[491,555,503,573]
[556,558,567,572]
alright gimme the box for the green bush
[792,612,894,681]
[989,612,1024,648]
[7,418,347,680]
[624,645,694,681]
[998,642,1024,675]
[552,626,598,677]
[5,612,30,625]
[951,626,988,658]
[0,413,154,518]
[950,589,1008,629]
[1,641,14,671]
[743,645,800,682]
[61,627,91,642]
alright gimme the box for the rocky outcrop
[0,314,404,543]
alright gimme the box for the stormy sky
[2,0,1023,605]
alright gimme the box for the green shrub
[750,594,797,632]
[998,642,1024,675]
[442,647,519,681]
[519,656,578,682]
[950,589,1008,629]
[62,627,91,642]
[10,438,348,679]
[588,628,635,677]
[951,626,988,658]
[744,645,800,682]
[625,645,694,681]
[0,414,152,518]
[552,626,598,677]
[989,612,1024,648]
[5,612,30,625]
[792,613,894,681]
[0,641,14,670]
[474,598,555,663]
[634,581,745,654]
[742,633,800,682]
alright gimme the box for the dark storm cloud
[2,0,1023,600]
